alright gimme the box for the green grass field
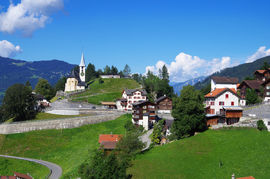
[0,114,131,178]
[128,128,270,179]
[0,157,49,178]
[71,78,140,104]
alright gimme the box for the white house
[116,89,147,110]
[65,53,86,92]
[205,76,245,115]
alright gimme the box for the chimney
[232,173,235,179]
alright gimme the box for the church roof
[80,53,85,67]
[68,70,77,78]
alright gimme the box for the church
[65,53,86,92]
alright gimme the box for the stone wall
[0,113,124,134]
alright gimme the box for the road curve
[0,155,62,179]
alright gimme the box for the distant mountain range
[0,56,75,103]
[171,76,206,95]
[194,55,270,89]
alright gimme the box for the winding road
[0,155,62,179]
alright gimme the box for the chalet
[205,76,244,126]
[132,101,157,130]
[261,78,270,102]
[116,89,147,110]
[237,80,263,98]
[155,95,172,114]
[254,69,270,81]
[98,134,122,153]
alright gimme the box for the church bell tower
[79,53,86,82]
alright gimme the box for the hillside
[128,128,270,178]
[71,78,141,104]
[194,55,270,89]
[0,114,130,178]
[0,56,75,103]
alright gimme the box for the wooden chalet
[237,80,263,98]
[132,101,157,130]
[254,69,270,81]
[206,106,243,126]
[155,95,172,113]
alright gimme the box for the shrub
[257,120,267,131]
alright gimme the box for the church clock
[81,72,85,76]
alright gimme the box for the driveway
[0,155,62,179]
[140,129,153,151]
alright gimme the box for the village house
[64,53,86,92]
[262,78,270,102]
[237,80,263,98]
[205,76,244,126]
[116,89,147,110]
[132,101,157,130]
[155,95,172,114]
[254,69,270,81]
[98,134,122,154]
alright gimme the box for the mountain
[0,56,75,103]
[194,55,270,89]
[171,76,206,95]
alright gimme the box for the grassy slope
[0,157,49,178]
[0,114,131,178]
[71,78,140,104]
[129,128,270,179]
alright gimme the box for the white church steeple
[79,52,86,82]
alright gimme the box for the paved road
[140,129,153,151]
[243,103,270,119]
[0,155,62,179]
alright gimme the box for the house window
[267,86,270,90]
[210,101,215,105]
[267,92,270,96]
[268,121,270,126]
[231,101,234,106]
[219,101,224,106]
[225,94,229,99]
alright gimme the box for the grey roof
[125,89,147,96]
[212,76,239,84]
[155,95,170,103]
[68,70,77,78]
[79,53,85,67]
[77,81,85,86]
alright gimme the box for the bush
[151,119,165,144]
[257,120,267,131]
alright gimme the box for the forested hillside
[194,56,270,89]
[0,57,75,102]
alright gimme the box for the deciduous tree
[2,84,37,122]
[35,78,55,100]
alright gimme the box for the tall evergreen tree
[104,65,111,75]
[261,61,270,70]
[111,66,118,75]
[85,63,96,82]
[123,64,131,77]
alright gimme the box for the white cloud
[145,52,233,82]
[0,0,64,36]
[0,40,22,58]
[246,46,270,63]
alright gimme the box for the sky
[0,0,270,82]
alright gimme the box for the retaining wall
[0,113,124,134]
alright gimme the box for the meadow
[128,128,270,179]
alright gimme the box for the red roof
[99,134,122,143]
[237,176,255,179]
[1,177,16,179]
[205,88,237,98]
[14,172,32,179]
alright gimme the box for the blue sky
[0,0,270,82]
